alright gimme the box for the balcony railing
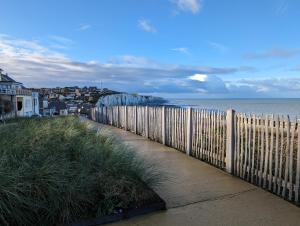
[16,89,32,96]
[0,88,16,95]
[0,112,15,121]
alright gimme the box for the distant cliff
[96,93,166,106]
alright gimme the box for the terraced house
[0,69,39,120]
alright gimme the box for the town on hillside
[0,68,120,120]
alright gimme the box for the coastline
[164,98,300,118]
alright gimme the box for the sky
[0,0,300,98]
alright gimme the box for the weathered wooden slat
[209,112,213,163]
[197,110,200,157]
[263,115,270,189]
[216,111,220,166]
[259,117,265,187]
[288,122,295,200]
[240,115,245,177]
[172,107,176,148]
[199,110,203,159]
[177,108,180,150]
[202,110,206,160]
[212,111,216,164]
[222,112,226,168]
[233,114,237,175]
[251,115,256,183]
[282,116,291,198]
[206,111,210,162]
[207,111,211,163]
[247,115,252,181]
[243,115,248,179]
[236,114,240,176]
[199,110,202,157]
[295,122,300,202]
[269,115,274,190]
[174,108,177,149]
[277,117,284,195]
[273,116,280,193]
[194,110,198,157]
[255,117,261,184]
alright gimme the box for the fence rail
[90,105,300,204]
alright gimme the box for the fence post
[117,106,119,128]
[124,106,128,130]
[110,107,113,125]
[186,107,193,156]
[226,109,235,174]
[105,106,108,124]
[100,106,103,123]
[135,106,138,134]
[162,106,166,145]
[91,108,94,121]
[145,106,149,138]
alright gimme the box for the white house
[16,89,39,117]
[0,69,22,119]
[0,68,40,119]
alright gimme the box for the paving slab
[85,120,300,226]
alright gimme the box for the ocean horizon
[166,98,300,119]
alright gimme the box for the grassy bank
[0,117,159,226]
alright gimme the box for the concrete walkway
[86,120,300,226]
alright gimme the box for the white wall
[17,95,33,117]
[32,92,39,115]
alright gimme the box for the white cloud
[2,35,284,97]
[274,0,289,15]
[208,41,228,53]
[234,77,300,92]
[49,35,73,45]
[48,35,74,49]
[245,48,300,60]
[171,47,189,55]
[108,55,164,69]
[78,23,91,31]
[138,19,156,33]
[171,0,202,14]
[189,73,207,82]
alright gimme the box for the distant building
[0,69,40,119]
[0,69,21,119]
[16,89,39,117]
[48,101,68,116]
[65,103,78,115]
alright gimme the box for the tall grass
[0,117,159,226]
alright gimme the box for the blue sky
[0,0,300,98]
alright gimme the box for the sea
[167,98,300,119]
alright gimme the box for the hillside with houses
[0,68,166,121]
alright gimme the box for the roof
[0,69,22,84]
[48,101,67,111]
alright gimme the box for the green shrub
[0,116,159,226]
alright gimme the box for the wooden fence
[90,106,300,204]
[234,113,300,203]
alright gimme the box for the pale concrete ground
[85,119,300,226]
